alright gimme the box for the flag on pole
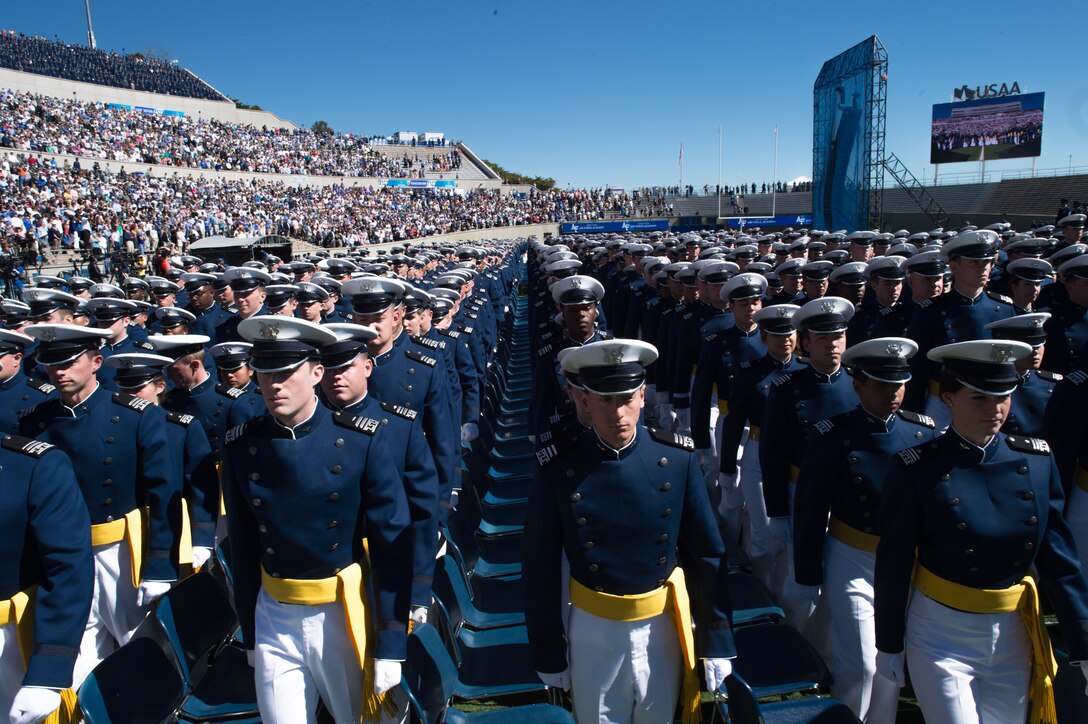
[679,142,683,165]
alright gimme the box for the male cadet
[848,231,876,262]
[208,342,269,430]
[651,262,692,428]
[524,339,736,724]
[148,277,182,310]
[791,338,937,722]
[153,307,197,335]
[86,297,155,390]
[903,250,946,303]
[905,230,1016,429]
[829,262,869,307]
[0,329,55,434]
[0,433,91,724]
[719,305,805,592]
[1000,257,1052,312]
[181,272,229,338]
[213,273,236,313]
[984,313,1060,437]
[105,353,218,573]
[20,324,181,686]
[344,277,457,520]
[401,287,465,439]
[319,323,439,629]
[21,289,79,326]
[682,261,737,451]
[794,260,834,305]
[529,275,608,442]
[759,297,858,632]
[417,289,481,438]
[846,256,912,345]
[768,258,804,305]
[216,268,272,343]
[222,317,411,724]
[690,272,767,530]
[294,282,329,324]
[1059,212,1086,247]
[1042,255,1088,374]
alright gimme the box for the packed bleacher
[0,89,463,178]
[0,30,226,100]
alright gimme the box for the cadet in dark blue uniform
[984,313,1061,437]
[180,273,230,339]
[759,297,858,631]
[846,256,914,345]
[0,330,56,435]
[875,340,1088,723]
[87,298,156,390]
[525,339,735,723]
[792,338,937,722]
[905,230,1017,429]
[20,324,181,688]
[1043,255,1088,375]
[223,316,411,724]
[319,323,440,630]
[343,277,457,521]
[215,268,272,344]
[208,343,269,429]
[105,353,219,573]
[0,435,92,724]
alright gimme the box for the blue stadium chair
[728,571,785,626]
[732,622,832,698]
[432,555,524,631]
[718,672,860,723]
[444,509,521,580]
[78,637,185,723]
[402,624,571,723]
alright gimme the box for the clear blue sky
[5,1,1084,191]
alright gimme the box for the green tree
[311,120,335,136]
[483,160,556,191]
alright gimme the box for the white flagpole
[772,125,779,217]
[717,124,723,221]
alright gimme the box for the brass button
[965,548,974,555]
[583,541,594,550]
[330,543,340,551]
[576,517,587,526]
[662,508,672,517]
[103,498,113,505]
[1024,542,1034,550]
[570,493,581,502]
[1022,491,1034,500]
[657,556,667,565]
[250,472,260,481]
[588,564,599,572]
[1017,466,1028,474]
[266,548,275,555]
[1027,516,1038,525]
[258,525,267,533]
[949,498,960,506]
[103,479,112,486]
[406,385,414,392]
[661,483,671,491]
[249,447,257,455]
[331,465,342,474]
[106,436,114,443]
[252,498,262,507]
[335,439,344,447]
[111,416,119,423]
[957,522,967,530]
[407,368,415,375]
[103,457,112,465]
[658,457,668,467]
[328,520,339,529]
[658,533,669,542]
[941,474,951,481]
[328,492,340,502]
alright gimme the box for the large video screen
[930,92,1044,164]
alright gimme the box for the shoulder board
[1037,370,1063,383]
[879,305,894,316]
[112,392,153,413]
[136,341,156,351]
[216,383,246,399]
[459,326,474,335]
[598,330,614,341]
[1067,370,1088,386]
[1005,435,1050,455]
[412,335,440,350]
[332,411,381,435]
[986,291,1013,305]
[772,372,794,387]
[438,328,461,339]
[380,401,418,421]
[166,412,195,427]
[537,344,553,358]
[896,443,933,467]
[812,417,837,436]
[538,429,553,445]
[916,299,933,309]
[27,378,56,394]
[897,409,936,428]
[1,435,55,458]
[703,333,719,344]
[739,360,751,370]
[648,427,695,451]
[535,443,559,466]
[466,313,478,320]
[224,423,248,445]
[404,349,437,367]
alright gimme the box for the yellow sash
[828,516,879,553]
[89,509,143,588]
[748,425,760,442]
[717,399,729,414]
[1075,464,1088,494]
[570,567,701,724]
[788,464,801,484]
[261,560,396,721]
[0,590,80,724]
[915,565,1057,724]
[178,499,194,569]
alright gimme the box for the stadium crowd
[0,89,462,178]
[931,108,1044,152]
[0,31,225,101]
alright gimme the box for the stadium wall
[0,67,298,129]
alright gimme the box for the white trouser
[1066,484,1088,581]
[823,538,899,723]
[0,623,23,716]
[72,541,147,688]
[778,485,824,647]
[254,589,405,724]
[568,604,681,724]
[906,591,1031,724]
[738,438,784,590]
[924,394,952,434]
[716,422,748,546]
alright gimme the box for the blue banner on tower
[724,215,812,229]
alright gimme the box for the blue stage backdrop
[812,37,883,232]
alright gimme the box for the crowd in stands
[0,89,463,178]
[0,31,225,101]
[0,152,624,257]
[931,109,1043,151]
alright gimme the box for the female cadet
[875,339,1088,723]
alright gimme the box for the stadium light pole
[717,123,722,223]
[85,0,97,49]
[772,125,779,217]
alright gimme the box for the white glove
[769,517,791,543]
[697,451,718,480]
[191,546,213,571]
[136,580,172,606]
[460,423,479,442]
[674,408,691,434]
[9,687,61,724]
[784,580,821,608]
[702,658,733,693]
[1080,661,1088,696]
[372,659,402,695]
[876,651,906,687]
[537,668,570,691]
[410,605,428,626]
[716,473,739,520]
